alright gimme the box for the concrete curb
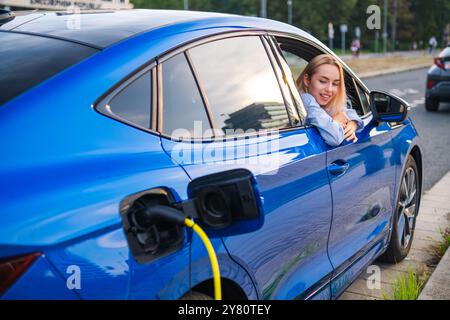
[419,247,450,300]
[416,171,450,300]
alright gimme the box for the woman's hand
[332,112,349,128]
[343,120,358,143]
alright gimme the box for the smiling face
[303,64,341,107]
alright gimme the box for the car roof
[0,9,264,49]
[0,9,317,49]
[0,9,236,49]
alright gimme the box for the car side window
[162,53,213,139]
[107,71,151,129]
[188,36,290,136]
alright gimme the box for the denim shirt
[301,93,364,147]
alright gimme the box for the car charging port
[129,200,185,254]
[120,189,186,264]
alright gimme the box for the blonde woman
[296,54,364,146]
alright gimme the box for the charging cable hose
[184,218,222,300]
[131,205,222,300]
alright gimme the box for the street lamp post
[184,0,189,10]
[287,0,292,25]
[340,24,348,55]
[392,0,397,51]
[383,0,388,53]
[328,22,334,50]
[375,31,379,53]
[261,0,267,18]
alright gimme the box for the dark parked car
[0,9,422,300]
[426,45,450,111]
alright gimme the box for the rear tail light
[434,57,445,69]
[427,79,434,89]
[0,252,41,295]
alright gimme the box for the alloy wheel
[396,167,417,249]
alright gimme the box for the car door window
[107,71,151,129]
[188,36,290,136]
[162,53,213,139]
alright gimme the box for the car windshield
[0,32,98,106]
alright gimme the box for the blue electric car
[0,9,422,300]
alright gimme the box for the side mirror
[370,90,410,123]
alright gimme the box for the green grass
[382,228,450,300]
[435,227,450,258]
[382,267,427,300]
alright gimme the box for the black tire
[179,291,213,300]
[425,98,439,111]
[379,155,420,263]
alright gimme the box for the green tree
[130,0,449,50]
[131,0,182,9]
[410,0,450,48]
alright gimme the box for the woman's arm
[337,105,364,143]
[302,93,345,147]
[345,109,364,133]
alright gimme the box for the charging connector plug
[132,204,186,229]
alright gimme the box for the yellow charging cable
[184,218,222,300]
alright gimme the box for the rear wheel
[425,98,439,111]
[179,291,213,300]
[380,155,420,263]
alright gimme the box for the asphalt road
[362,67,450,191]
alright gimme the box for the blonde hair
[296,54,346,115]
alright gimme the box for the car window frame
[265,35,308,124]
[156,31,302,142]
[95,62,157,134]
[269,32,373,121]
[273,35,367,117]
[157,51,215,139]
[260,36,301,128]
[354,79,371,115]
[94,30,375,140]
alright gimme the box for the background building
[0,0,132,10]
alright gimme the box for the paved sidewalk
[340,171,450,300]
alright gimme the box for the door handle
[328,161,350,176]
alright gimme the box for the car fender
[384,120,422,247]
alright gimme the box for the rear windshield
[0,32,98,106]
[441,47,450,57]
